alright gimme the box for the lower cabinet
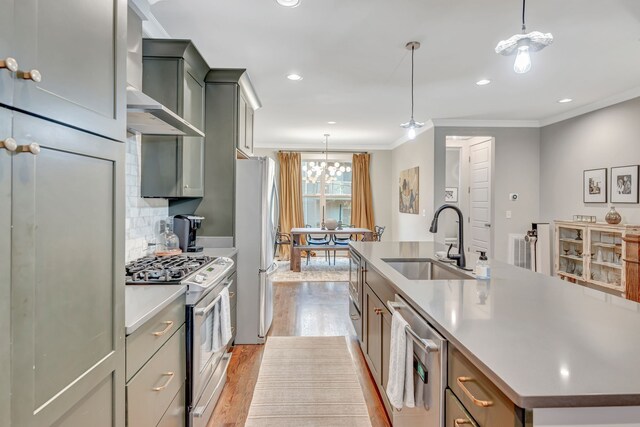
[446,389,479,427]
[363,282,392,415]
[126,297,186,427]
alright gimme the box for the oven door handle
[195,279,233,316]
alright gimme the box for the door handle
[454,419,473,426]
[151,321,174,337]
[0,137,17,152]
[456,376,494,407]
[152,372,175,391]
[17,69,41,82]
[484,223,491,228]
[0,57,18,72]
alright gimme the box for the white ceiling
[149,0,640,149]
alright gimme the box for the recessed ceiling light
[558,98,573,103]
[276,0,300,7]
[287,73,303,81]
[476,79,491,86]
[327,121,337,125]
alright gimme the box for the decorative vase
[325,218,338,230]
[605,206,622,225]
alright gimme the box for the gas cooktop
[125,254,214,284]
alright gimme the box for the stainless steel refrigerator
[235,157,279,344]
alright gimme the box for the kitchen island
[350,241,640,427]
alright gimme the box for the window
[302,157,352,227]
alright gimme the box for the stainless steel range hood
[126,86,205,137]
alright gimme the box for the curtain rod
[278,149,368,154]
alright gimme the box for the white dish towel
[386,311,415,410]
[210,287,232,352]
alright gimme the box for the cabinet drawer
[448,346,524,427]
[446,389,479,427]
[127,325,186,427]
[228,271,238,310]
[157,386,186,427]
[126,296,185,380]
[365,265,395,308]
[231,305,237,342]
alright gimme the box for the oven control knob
[194,274,204,284]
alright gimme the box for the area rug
[272,257,349,282]
[245,336,372,427]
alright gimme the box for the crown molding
[431,118,541,128]
[254,142,392,151]
[129,0,170,38]
[539,86,640,127]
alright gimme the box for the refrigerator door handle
[260,262,278,275]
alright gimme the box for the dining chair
[275,225,292,259]
[331,224,355,265]
[305,224,330,265]
[373,225,386,242]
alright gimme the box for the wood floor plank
[207,281,391,427]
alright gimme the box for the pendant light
[495,0,553,74]
[400,41,424,140]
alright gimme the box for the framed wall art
[611,165,639,204]
[399,167,419,214]
[583,168,607,203]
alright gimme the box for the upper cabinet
[141,39,208,198]
[206,69,261,159]
[1,0,127,142]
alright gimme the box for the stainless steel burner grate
[125,255,214,284]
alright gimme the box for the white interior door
[469,140,492,256]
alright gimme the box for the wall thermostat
[509,193,519,201]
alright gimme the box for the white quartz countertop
[350,241,640,409]
[125,285,186,335]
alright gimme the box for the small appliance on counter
[174,215,205,253]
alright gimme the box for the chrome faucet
[429,204,466,269]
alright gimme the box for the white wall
[125,133,169,262]
[540,97,640,225]
[434,126,541,262]
[390,127,436,241]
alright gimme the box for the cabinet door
[0,0,14,106]
[381,305,392,391]
[181,67,204,197]
[11,112,125,426]
[245,104,254,155]
[365,286,382,385]
[12,0,126,142]
[0,107,11,426]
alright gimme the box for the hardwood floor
[207,281,391,427]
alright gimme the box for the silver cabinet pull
[0,57,18,72]
[151,320,174,337]
[484,223,491,228]
[16,143,40,155]
[229,291,235,298]
[152,372,175,391]
[0,137,17,152]
[18,69,41,82]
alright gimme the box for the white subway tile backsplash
[125,133,168,262]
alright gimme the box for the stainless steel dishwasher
[387,295,447,427]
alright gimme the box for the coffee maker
[173,215,205,252]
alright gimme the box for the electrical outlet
[506,210,512,219]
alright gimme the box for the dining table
[289,227,373,272]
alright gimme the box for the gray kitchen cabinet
[0,107,12,426]
[10,111,125,426]
[141,40,207,198]
[196,69,261,237]
[9,0,127,142]
[365,284,383,385]
[0,0,14,106]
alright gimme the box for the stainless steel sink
[383,258,473,280]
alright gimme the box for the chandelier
[495,0,553,74]
[302,134,351,184]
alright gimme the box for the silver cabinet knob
[18,69,41,83]
[0,137,17,152]
[184,185,189,188]
[0,57,18,72]
[17,142,40,155]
